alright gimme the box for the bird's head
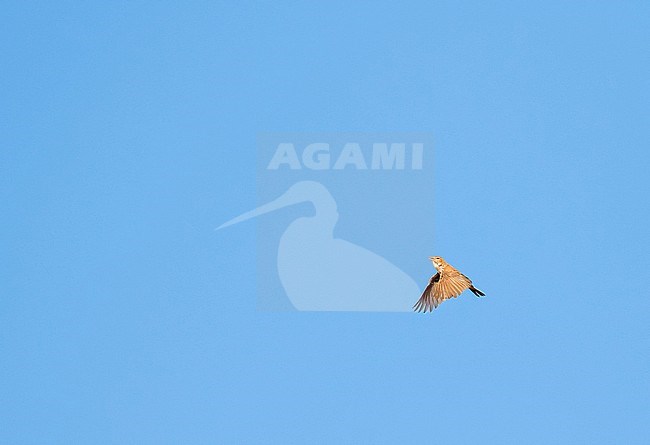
[429,256,445,271]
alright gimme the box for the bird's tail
[470,286,485,297]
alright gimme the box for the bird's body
[414,256,485,312]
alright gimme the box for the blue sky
[1,1,648,444]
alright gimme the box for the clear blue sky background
[1,2,648,444]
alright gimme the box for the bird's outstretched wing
[413,273,441,312]
[438,268,473,301]
[413,269,474,312]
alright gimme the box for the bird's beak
[216,189,299,230]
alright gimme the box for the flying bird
[414,256,485,312]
